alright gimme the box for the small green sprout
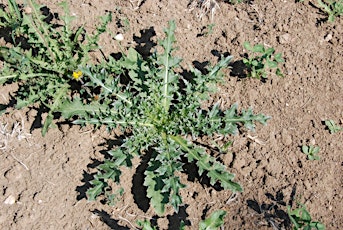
[317,0,343,22]
[324,120,343,133]
[302,145,320,161]
[243,41,284,79]
[205,23,215,36]
[288,202,325,230]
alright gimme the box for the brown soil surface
[1,0,342,229]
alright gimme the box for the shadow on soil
[246,185,297,229]
[133,26,157,59]
[92,209,130,230]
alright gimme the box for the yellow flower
[72,70,82,80]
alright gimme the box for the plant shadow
[211,49,260,81]
[133,26,157,60]
[92,209,130,230]
[246,185,297,229]
[76,169,97,200]
[167,205,191,229]
[131,148,151,212]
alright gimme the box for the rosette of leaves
[61,21,270,215]
[243,41,284,79]
[0,0,111,135]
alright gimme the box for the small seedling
[198,24,215,37]
[324,120,343,133]
[317,0,343,22]
[199,210,227,230]
[243,41,284,79]
[287,202,325,230]
[301,145,320,160]
[205,23,215,36]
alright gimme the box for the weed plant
[1,0,271,221]
[302,145,320,161]
[317,0,343,22]
[288,202,325,230]
[60,21,270,215]
[0,0,111,135]
[324,119,343,133]
[243,41,284,79]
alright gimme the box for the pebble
[278,33,291,44]
[324,33,332,42]
[4,195,15,205]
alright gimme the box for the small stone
[310,138,316,145]
[278,33,291,44]
[324,33,332,42]
[4,195,15,205]
[114,34,124,41]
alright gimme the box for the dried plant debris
[0,120,31,150]
[130,0,145,10]
[188,0,221,20]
